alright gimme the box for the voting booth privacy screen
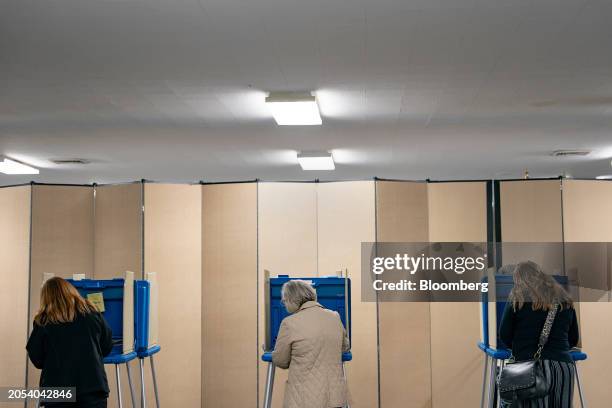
[265,276,351,351]
[68,273,158,358]
[480,274,570,350]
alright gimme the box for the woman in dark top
[499,261,579,408]
[27,277,113,408]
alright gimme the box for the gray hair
[281,280,317,313]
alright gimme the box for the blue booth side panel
[134,280,151,352]
[267,276,351,350]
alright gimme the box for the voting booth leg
[480,355,490,408]
[127,362,136,408]
[487,358,497,408]
[263,362,276,408]
[140,359,147,408]
[150,355,161,408]
[115,364,124,408]
[575,364,586,408]
[342,362,350,408]
[496,360,505,408]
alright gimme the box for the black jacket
[26,312,113,400]
[499,302,579,363]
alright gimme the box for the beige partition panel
[318,181,377,408]
[428,182,487,408]
[376,180,432,408]
[0,186,31,401]
[94,183,142,278]
[500,180,562,242]
[94,183,143,408]
[562,180,612,406]
[257,182,318,407]
[202,183,258,407]
[499,180,563,276]
[27,185,94,399]
[144,184,202,407]
[499,180,563,242]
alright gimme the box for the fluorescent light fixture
[0,157,39,175]
[265,92,322,125]
[297,151,335,170]
[596,175,612,180]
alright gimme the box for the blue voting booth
[478,274,587,408]
[262,275,352,408]
[134,275,162,408]
[67,273,160,408]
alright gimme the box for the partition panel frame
[26,184,95,406]
[144,183,202,408]
[375,180,432,408]
[561,179,612,407]
[202,182,258,408]
[257,182,319,407]
[428,181,488,408]
[317,181,378,408]
[0,185,31,408]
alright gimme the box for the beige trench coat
[272,301,350,408]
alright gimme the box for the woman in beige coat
[272,280,350,408]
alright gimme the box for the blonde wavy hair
[34,277,98,326]
[509,261,573,311]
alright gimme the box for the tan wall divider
[0,186,31,405]
[317,181,377,408]
[144,184,202,407]
[376,180,432,408]
[257,182,318,407]
[499,179,581,403]
[500,180,562,242]
[499,180,564,276]
[562,180,612,407]
[94,183,143,408]
[202,183,258,407]
[428,182,487,408]
[27,185,94,402]
[94,183,142,278]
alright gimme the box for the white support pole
[343,362,350,408]
[126,362,136,408]
[263,362,275,408]
[487,358,497,408]
[115,364,123,408]
[150,356,160,408]
[481,355,490,408]
[140,359,147,408]
[496,360,505,408]
[575,363,586,408]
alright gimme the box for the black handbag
[497,304,559,405]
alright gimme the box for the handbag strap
[534,303,559,360]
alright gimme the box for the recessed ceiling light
[297,151,335,171]
[265,92,322,126]
[596,175,612,180]
[0,156,40,175]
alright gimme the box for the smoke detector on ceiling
[51,158,91,165]
[550,149,591,157]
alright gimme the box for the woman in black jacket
[499,261,579,408]
[27,277,113,408]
